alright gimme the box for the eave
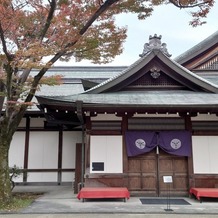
[36,91,218,115]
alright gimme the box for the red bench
[77,187,130,202]
[190,188,218,202]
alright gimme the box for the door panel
[141,159,156,171]
[142,175,156,190]
[128,150,157,195]
[174,176,188,189]
[128,159,141,172]
[128,159,142,190]
[141,158,157,191]
[158,150,188,196]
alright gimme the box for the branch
[24,0,120,103]
[24,50,66,103]
[64,44,99,58]
[0,23,13,61]
[65,0,119,49]
[19,68,32,84]
[0,96,4,115]
[168,0,213,8]
[16,0,57,84]
[40,0,56,40]
[80,0,119,35]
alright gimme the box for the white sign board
[163,176,173,183]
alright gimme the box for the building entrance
[127,149,188,196]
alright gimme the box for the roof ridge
[174,30,218,64]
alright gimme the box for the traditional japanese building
[10,31,218,197]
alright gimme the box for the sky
[55,2,218,66]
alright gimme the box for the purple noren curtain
[125,131,156,157]
[125,131,191,157]
[158,130,191,157]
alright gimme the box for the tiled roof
[36,84,84,96]
[35,32,218,113]
[39,90,218,107]
[31,66,126,79]
[35,66,125,96]
[174,30,218,64]
[84,50,218,94]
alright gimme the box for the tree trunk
[0,142,12,203]
[0,102,27,203]
[0,121,14,203]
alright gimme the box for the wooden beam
[23,116,30,182]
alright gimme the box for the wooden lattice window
[130,71,182,87]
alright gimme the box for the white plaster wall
[9,132,25,182]
[28,132,58,169]
[192,114,218,121]
[90,135,123,173]
[62,172,75,182]
[192,136,218,174]
[107,136,123,173]
[28,172,57,182]
[133,113,180,118]
[91,114,122,121]
[27,132,58,182]
[9,130,80,183]
[62,131,81,182]
[62,131,81,169]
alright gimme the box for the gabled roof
[36,34,218,115]
[85,49,218,94]
[174,30,218,71]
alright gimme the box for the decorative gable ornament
[150,66,161,79]
[139,34,172,57]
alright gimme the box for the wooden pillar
[184,114,195,189]
[74,143,82,193]
[121,114,129,188]
[23,116,30,182]
[85,116,91,169]
[122,115,128,173]
[57,126,63,185]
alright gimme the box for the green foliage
[9,165,23,191]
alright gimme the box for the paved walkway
[1,215,218,218]
[1,185,218,217]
